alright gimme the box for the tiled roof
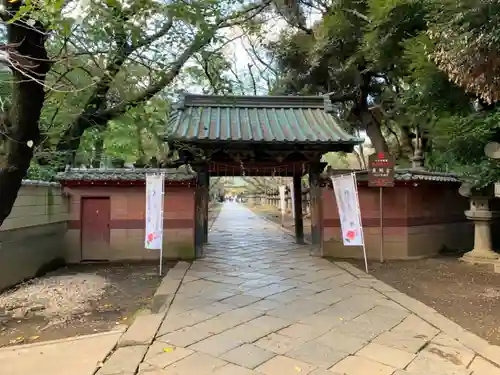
[327,168,461,183]
[167,94,363,145]
[56,167,196,182]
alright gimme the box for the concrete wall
[322,182,473,260]
[65,185,195,262]
[0,182,68,291]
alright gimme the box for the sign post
[368,152,395,263]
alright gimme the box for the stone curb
[97,261,191,375]
[96,345,148,375]
[151,261,190,314]
[0,328,126,353]
[334,260,500,369]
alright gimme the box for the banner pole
[159,173,165,277]
[352,172,368,273]
[379,186,384,263]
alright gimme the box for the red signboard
[368,152,395,187]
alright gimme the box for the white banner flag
[331,174,364,246]
[145,174,164,250]
[289,183,295,219]
[279,185,286,213]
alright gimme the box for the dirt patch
[0,263,168,347]
[346,257,500,345]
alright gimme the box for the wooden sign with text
[368,152,395,187]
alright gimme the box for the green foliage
[427,0,500,104]
[26,163,58,181]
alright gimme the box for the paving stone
[317,299,372,321]
[328,319,387,341]
[157,309,214,336]
[219,295,262,308]
[286,339,349,368]
[372,330,429,354]
[220,344,275,369]
[423,333,475,368]
[245,299,283,312]
[197,302,235,316]
[246,284,295,298]
[329,355,395,375]
[96,345,148,375]
[297,312,345,331]
[479,345,500,369]
[351,307,408,333]
[309,369,343,375]
[158,325,214,347]
[356,342,416,368]
[212,363,262,375]
[304,289,346,305]
[315,331,367,354]
[254,333,306,354]
[188,331,244,356]
[392,314,440,340]
[266,300,328,321]
[266,288,316,303]
[193,307,264,335]
[144,343,193,369]
[163,352,227,374]
[255,355,317,375]
[469,356,500,375]
[406,351,472,375]
[118,313,164,347]
[278,323,326,341]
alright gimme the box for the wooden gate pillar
[293,175,304,244]
[309,162,324,253]
[203,171,210,244]
[193,163,209,258]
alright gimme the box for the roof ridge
[176,93,329,109]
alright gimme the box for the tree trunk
[56,115,100,167]
[0,7,50,227]
[359,108,389,153]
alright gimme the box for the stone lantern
[461,194,499,263]
[458,140,500,264]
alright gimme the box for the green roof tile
[166,94,363,145]
[56,167,196,182]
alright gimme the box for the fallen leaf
[294,366,302,372]
[29,335,40,341]
[122,317,128,321]
[163,347,175,353]
[16,336,24,340]
[339,317,344,321]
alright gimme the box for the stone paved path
[136,202,500,375]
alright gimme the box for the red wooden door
[81,198,110,260]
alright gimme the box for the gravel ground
[0,263,166,347]
[0,274,109,324]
